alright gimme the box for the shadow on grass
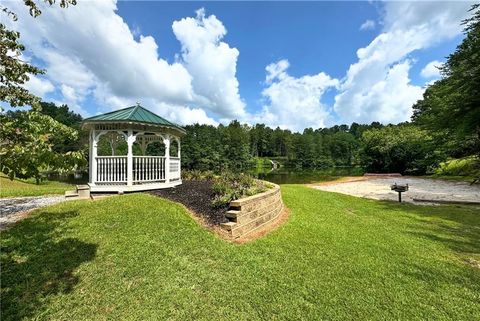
[353,200,480,307]
[1,210,97,321]
[379,202,479,254]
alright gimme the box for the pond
[46,171,89,185]
[252,167,364,184]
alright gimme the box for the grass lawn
[0,174,74,198]
[1,186,479,320]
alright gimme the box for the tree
[0,23,43,108]
[0,110,85,183]
[39,101,82,128]
[38,101,86,153]
[250,124,267,157]
[412,4,480,157]
[360,125,438,174]
[329,131,358,166]
[221,120,252,170]
[181,124,223,170]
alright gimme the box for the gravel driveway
[0,196,65,230]
[314,177,480,205]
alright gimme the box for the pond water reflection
[252,167,364,184]
[46,172,89,185]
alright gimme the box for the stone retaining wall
[220,182,284,239]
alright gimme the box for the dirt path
[312,177,480,205]
[0,196,65,230]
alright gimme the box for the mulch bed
[148,180,229,225]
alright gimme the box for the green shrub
[433,156,480,177]
[212,172,268,208]
[182,170,216,181]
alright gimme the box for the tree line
[3,104,446,175]
[25,102,472,176]
[182,121,440,174]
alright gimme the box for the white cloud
[265,59,289,83]
[23,75,55,97]
[382,1,472,39]
[421,60,443,79]
[339,60,423,123]
[161,104,219,126]
[4,1,244,125]
[360,19,376,31]
[172,8,246,119]
[333,1,472,124]
[255,59,339,131]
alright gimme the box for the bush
[211,172,268,208]
[433,157,480,177]
[181,170,216,181]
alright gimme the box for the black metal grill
[390,183,409,202]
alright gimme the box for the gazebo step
[65,190,79,198]
[65,188,90,201]
[76,185,91,198]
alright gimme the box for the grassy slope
[1,186,479,320]
[0,174,74,198]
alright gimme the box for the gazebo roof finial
[136,101,140,107]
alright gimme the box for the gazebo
[82,104,186,193]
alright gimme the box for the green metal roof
[83,104,185,133]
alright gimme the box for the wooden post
[127,130,136,187]
[164,135,170,183]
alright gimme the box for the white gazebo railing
[90,138,181,191]
[91,152,181,190]
[169,157,181,181]
[133,156,166,183]
[95,156,127,184]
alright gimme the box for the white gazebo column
[126,130,136,187]
[177,138,181,178]
[178,138,181,159]
[164,135,170,183]
[89,129,98,185]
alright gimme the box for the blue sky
[4,1,472,131]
